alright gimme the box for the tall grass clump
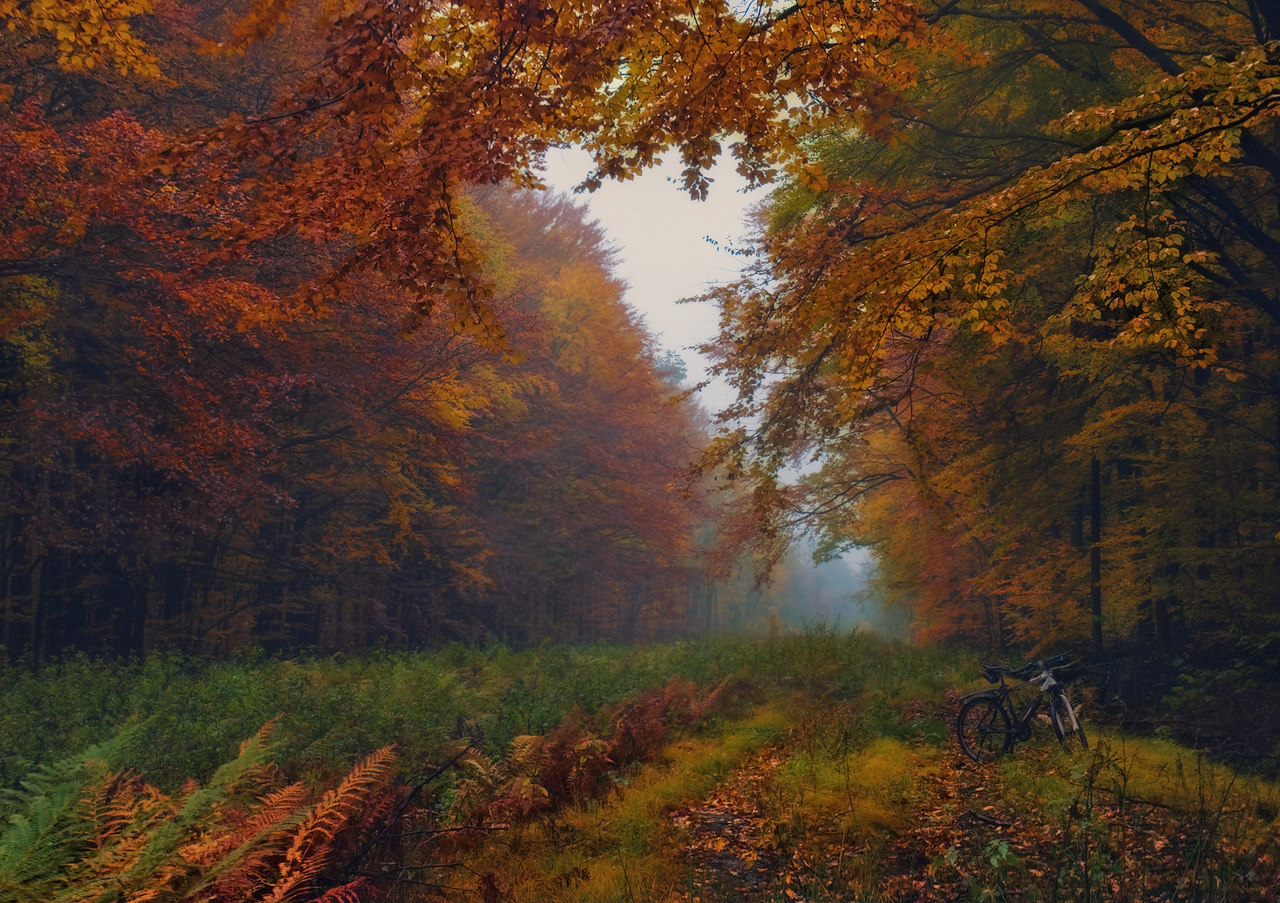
[2,628,904,790]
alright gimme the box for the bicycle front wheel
[1049,692,1088,751]
[957,696,1012,762]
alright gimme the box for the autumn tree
[6,0,1278,661]
[0,0,984,660]
[0,0,334,657]
[1,0,724,657]
[0,0,722,657]
[461,188,711,643]
[697,0,1280,657]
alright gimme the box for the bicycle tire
[1048,692,1088,750]
[956,696,1012,762]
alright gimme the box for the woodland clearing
[2,634,1276,902]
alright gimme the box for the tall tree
[1,0,724,657]
[696,0,1280,653]
[464,188,710,643]
[6,0,1278,659]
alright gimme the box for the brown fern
[182,781,310,867]
[607,680,687,766]
[23,723,403,903]
[80,770,171,851]
[311,879,376,903]
[62,771,180,903]
[184,781,312,903]
[262,745,398,903]
[533,720,612,807]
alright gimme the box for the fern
[0,732,134,902]
[60,773,178,903]
[174,780,311,903]
[110,721,279,897]
[183,780,309,867]
[263,745,397,903]
[507,734,544,772]
[0,722,401,903]
[181,778,309,868]
[311,879,375,903]
[0,767,90,900]
[83,771,171,850]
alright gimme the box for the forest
[2,0,1279,898]
[0,0,899,659]
[4,0,1278,664]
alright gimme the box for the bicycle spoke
[957,697,1011,762]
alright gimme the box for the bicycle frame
[958,663,1072,754]
[960,673,1042,744]
[956,648,1090,762]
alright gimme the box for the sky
[541,149,875,576]
[540,147,766,409]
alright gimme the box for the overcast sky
[541,147,765,408]
[542,150,872,571]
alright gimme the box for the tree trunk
[1089,456,1104,657]
[983,594,1004,651]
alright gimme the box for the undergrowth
[3,630,1276,901]
[0,629,909,791]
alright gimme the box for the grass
[949,733,1280,902]
[0,637,805,790]
[464,704,791,903]
[3,630,1278,901]
[777,733,926,837]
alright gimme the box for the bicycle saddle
[981,664,1007,682]
[981,662,1039,682]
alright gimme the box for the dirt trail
[669,747,792,901]
[664,696,1000,902]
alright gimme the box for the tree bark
[1089,456,1104,657]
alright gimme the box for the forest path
[668,744,793,901]
[651,691,1274,903]
[662,693,1015,902]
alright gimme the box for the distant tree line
[0,0,742,659]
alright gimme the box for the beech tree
[4,0,1279,657]
[463,188,710,643]
[697,1,1280,654]
[0,0,717,657]
[1,0,332,656]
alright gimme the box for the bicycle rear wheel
[956,696,1012,762]
[1048,692,1088,750]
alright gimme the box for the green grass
[0,629,890,792]
[4,630,1277,902]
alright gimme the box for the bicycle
[955,651,1087,762]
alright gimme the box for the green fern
[0,723,400,903]
[114,721,279,894]
[0,733,133,902]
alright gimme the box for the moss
[465,704,789,903]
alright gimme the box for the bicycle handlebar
[1041,651,1074,669]
[980,652,1076,683]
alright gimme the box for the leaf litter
[660,699,1279,902]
